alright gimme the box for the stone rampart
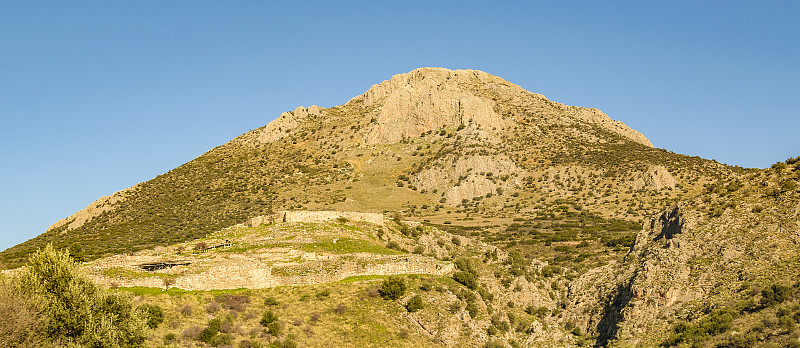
[246,211,385,227]
[88,255,452,291]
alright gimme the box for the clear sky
[1,1,798,252]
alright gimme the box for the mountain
[4,68,797,347]
[0,67,740,268]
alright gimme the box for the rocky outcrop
[256,105,324,143]
[411,154,522,205]
[47,184,137,232]
[564,106,653,147]
[631,165,677,190]
[355,68,509,144]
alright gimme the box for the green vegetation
[406,295,424,312]
[379,276,407,300]
[0,244,147,347]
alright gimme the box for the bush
[199,318,221,343]
[761,284,792,307]
[264,296,279,306]
[137,303,164,329]
[454,271,478,289]
[266,321,281,336]
[180,303,194,316]
[182,325,203,340]
[260,310,278,326]
[0,275,47,347]
[406,295,424,312]
[386,241,401,250]
[13,244,147,347]
[216,294,250,311]
[379,276,406,300]
[334,303,348,314]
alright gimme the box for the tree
[17,244,147,347]
[379,276,406,300]
[68,242,85,263]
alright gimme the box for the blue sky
[1,1,798,251]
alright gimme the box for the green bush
[14,244,147,347]
[454,271,478,289]
[264,296,279,306]
[380,276,406,300]
[200,318,221,343]
[137,303,164,329]
[406,295,424,312]
[761,284,792,307]
[260,310,278,326]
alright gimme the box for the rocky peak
[349,67,652,147]
[354,68,511,144]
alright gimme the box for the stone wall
[89,255,452,291]
[246,211,385,227]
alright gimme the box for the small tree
[68,242,85,263]
[19,244,147,346]
[379,276,406,300]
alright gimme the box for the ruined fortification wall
[89,255,452,291]
[246,211,385,227]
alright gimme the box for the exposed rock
[357,68,508,144]
[411,154,522,204]
[256,105,324,143]
[47,184,137,232]
[564,106,653,147]
[631,165,677,190]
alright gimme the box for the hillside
[1,68,797,347]
[0,68,744,268]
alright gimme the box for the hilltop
[2,68,797,347]
[0,68,742,268]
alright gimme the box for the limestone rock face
[411,154,522,204]
[566,106,653,147]
[256,105,324,143]
[632,165,677,190]
[47,185,136,232]
[357,68,508,144]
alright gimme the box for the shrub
[0,275,47,347]
[199,318,221,343]
[194,242,208,251]
[466,302,479,318]
[761,284,792,307]
[182,325,203,340]
[15,244,147,347]
[137,303,165,329]
[379,276,406,300]
[264,296,279,306]
[266,321,281,336]
[406,295,424,312]
[260,310,278,326]
[454,271,478,289]
[334,303,348,314]
[316,290,331,299]
[206,301,221,313]
[386,241,401,250]
[216,294,250,311]
[68,242,85,263]
[180,303,194,316]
